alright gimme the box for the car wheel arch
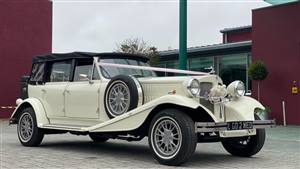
[135,103,216,136]
[10,102,32,124]
[10,98,49,127]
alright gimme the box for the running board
[40,106,153,132]
[41,124,91,131]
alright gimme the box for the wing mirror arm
[79,74,94,84]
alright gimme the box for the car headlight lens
[187,79,200,96]
[227,80,245,98]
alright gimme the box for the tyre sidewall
[104,75,139,118]
[17,107,44,146]
[148,109,197,166]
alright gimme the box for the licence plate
[227,121,253,130]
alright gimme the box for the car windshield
[99,58,157,78]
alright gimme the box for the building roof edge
[159,40,252,56]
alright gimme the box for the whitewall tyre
[148,109,197,166]
[17,107,44,147]
[104,75,143,119]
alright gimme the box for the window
[73,60,99,81]
[74,60,92,81]
[219,54,248,88]
[29,63,45,84]
[188,57,214,72]
[157,60,179,76]
[99,58,156,79]
[49,61,72,82]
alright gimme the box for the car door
[42,60,72,118]
[64,59,100,119]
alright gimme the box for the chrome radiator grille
[199,82,214,113]
[199,82,213,97]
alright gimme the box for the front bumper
[195,120,276,133]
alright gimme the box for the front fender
[88,95,217,132]
[10,98,49,127]
[146,95,217,121]
[225,96,264,121]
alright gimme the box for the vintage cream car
[10,52,275,166]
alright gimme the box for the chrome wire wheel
[107,81,130,116]
[151,117,182,160]
[18,112,34,142]
[17,107,44,147]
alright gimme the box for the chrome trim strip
[186,78,201,96]
[129,75,144,107]
[41,124,90,131]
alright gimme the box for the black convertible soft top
[32,52,149,63]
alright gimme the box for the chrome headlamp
[227,80,245,98]
[187,78,200,97]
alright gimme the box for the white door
[64,58,100,119]
[42,60,73,118]
[42,82,68,118]
[64,81,100,119]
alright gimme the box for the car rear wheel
[148,109,197,166]
[17,107,44,146]
[221,115,266,157]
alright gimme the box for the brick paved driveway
[1,120,299,169]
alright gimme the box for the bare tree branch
[115,37,160,66]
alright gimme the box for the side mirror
[79,74,89,81]
[79,74,94,84]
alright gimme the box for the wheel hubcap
[108,82,130,116]
[19,113,34,142]
[152,117,182,159]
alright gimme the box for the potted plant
[248,60,268,101]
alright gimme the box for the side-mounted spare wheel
[148,109,197,166]
[17,107,44,146]
[104,75,143,118]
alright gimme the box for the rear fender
[10,98,49,127]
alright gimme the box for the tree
[248,60,268,101]
[148,46,160,66]
[115,38,160,66]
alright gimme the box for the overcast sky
[52,0,269,53]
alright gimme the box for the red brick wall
[0,0,52,118]
[252,2,300,125]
